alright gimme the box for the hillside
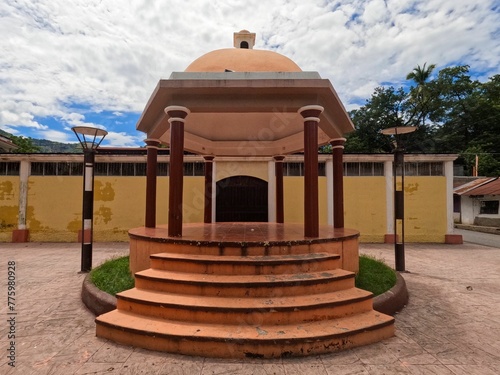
[0,129,81,153]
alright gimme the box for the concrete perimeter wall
[1,165,451,243]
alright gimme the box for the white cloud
[0,0,498,141]
[36,129,74,143]
[104,131,143,148]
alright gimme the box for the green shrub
[90,256,134,296]
[355,255,397,296]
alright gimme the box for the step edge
[116,292,373,312]
[134,270,354,287]
[96,313,394,344]
[150,253,341,265]
[134,274,354,288]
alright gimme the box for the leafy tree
[10,135,41,153]
[430,66,481,151]
[429,67,500,175]
[346,85,432,153]
[462,145,500,176]
[346,64,500,176]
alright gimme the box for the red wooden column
[203,156,215,223]
[165,106,190,237]
[298,105,324,238]
[274,156,285,223]
[330,138,346,229]
[145,138,160,228]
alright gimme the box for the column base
[445,234,463,244]
[12,229,29,243]
[384,234,399,244]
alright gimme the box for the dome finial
[234,30,255,49]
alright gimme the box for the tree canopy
[9,135,41,153]
[346,64,500,176]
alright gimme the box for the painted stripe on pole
[84,219,92,230]
[85,166,93,191]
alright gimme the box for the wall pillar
[298,105,324,237]
[274,156,285,223]
[444,160,463,244]
[145,138,160,228]
[165,106,190,237]
[384,160,395,243]
[12,160,30,242]
[203,156,214,223]
[330,138,346,228]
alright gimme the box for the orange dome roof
[185,48,302,73]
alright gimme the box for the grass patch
[90,256,134,296]
[355,255,397,296]
[90,254,397,297]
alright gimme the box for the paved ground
[1,239,499,375]
[454,228,500,248]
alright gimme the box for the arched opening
[240,41,249,49]
[216,176,268,222]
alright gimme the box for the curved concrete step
[95,309,395,358]
[116,287,373,325]
[134,268,355,297]
[149,252,341,275]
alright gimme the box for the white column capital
[164,105,191,115]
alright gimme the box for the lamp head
[72,126,108,151]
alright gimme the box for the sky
[1,0,499,147]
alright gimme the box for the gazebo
[96,31,395,358]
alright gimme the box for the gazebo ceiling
[137,72,355,157]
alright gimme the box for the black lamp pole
[393,146,405,271]
[72,126,108,273]
[381,126,416,272]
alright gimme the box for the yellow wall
[181,177,206,224]
[216,161,268,181]
[0,171,449,244]
[92,177,147,241]
[403,176,447,242]
[283,177,328,224]
[27,176,82,242]
[24,176,205,242]
[0,177,19,242]
[344,177,387,242]
[156,177,206,225]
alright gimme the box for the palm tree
[406,63,436,127]
[406,62,436,87]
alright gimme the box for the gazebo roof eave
[136,76,354,144]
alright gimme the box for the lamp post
[381,126,416,272]
[72,126,108,273]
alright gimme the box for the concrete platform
[1,241,499,374]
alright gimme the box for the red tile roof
[455,177,500,196]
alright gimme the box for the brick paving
[1,240,499,374]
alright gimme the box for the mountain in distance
[0,129,82,153]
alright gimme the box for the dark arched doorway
[216,176,268,222]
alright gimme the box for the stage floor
[129,222,359,246]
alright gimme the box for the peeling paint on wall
[95,206,113,224]
[26,206,47,231]
[0,181,14,200]
[67,216,81,233]
[405,183,419,195]
[0,206,17,229]
[95,181,115,201]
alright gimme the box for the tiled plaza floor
[1,240,499,374]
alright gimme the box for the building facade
[455,177,500,227]
[0,152,459,243]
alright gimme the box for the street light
[381,126,416,272]
[72,126,108,272]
